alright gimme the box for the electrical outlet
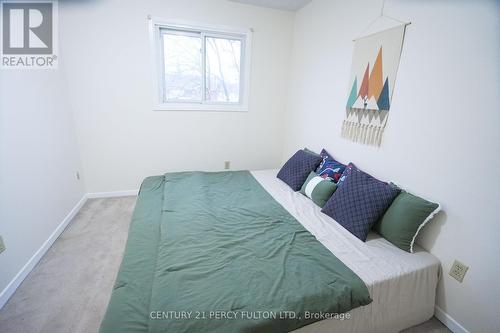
[0,236,5,254]
[449,260,468,283]
[224,161,230,170]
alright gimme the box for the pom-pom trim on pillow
[409,203,441,253]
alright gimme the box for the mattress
[251,169,440,333]
[100,171,373,333]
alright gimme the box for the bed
[100,169,440,333]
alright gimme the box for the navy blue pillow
[321,168,400,241]
[277,150,323,191]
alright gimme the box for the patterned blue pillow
[277,150,323,191]
[316,149,346,183]
[337,162,384,188]
[321,168,400,241]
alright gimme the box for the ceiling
[229,0,312,11]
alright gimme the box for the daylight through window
[152,21,251,111]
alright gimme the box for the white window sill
[153,103,248,112]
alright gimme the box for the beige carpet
[0,197,451,333]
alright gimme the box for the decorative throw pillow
[315,149,346,183]
[300,171,337,207]
[375,190,440,253]
[277,150,323,191]
[303,147,320,156]
[321,168,400,241]
[336,162,356,187]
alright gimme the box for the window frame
[149,18,252,112]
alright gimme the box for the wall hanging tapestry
[342,24,407,146]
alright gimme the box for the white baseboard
[435,305,470,333]
[0,191,475,333]
[86,190,138,198]
[0,195,88,309]
[0,189,139,309]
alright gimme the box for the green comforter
[100,171,371,333]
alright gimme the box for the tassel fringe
[341,120,385,147]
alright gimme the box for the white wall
[1,1,498,331]
[0,67,85,300]
[59,0,294,193]
[283,0,500,332]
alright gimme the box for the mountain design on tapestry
[341,24,407,146]
[346,47,390,111]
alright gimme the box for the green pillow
[375,191,440,253]
[303,147,320,156]
[300,171,337,207]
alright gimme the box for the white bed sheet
[251,169,440,333]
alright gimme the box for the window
[150,19,252,111]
